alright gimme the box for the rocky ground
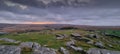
[0,29,120,54]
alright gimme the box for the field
[0,29,120,54]
[103,30,120,37]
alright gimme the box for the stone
[20,42,41,50]
[66,40,75,47]
[0,38,20,43]
[59,47,70,54]
[78,37,91,42]
[43,45,48,47]
[0,45,21,54]
[56,34,64,40]
[33,42,41,50]
[20,42,34,49]
[70,46,83,52]
[87,48,101,54]
[108,44,113,48]
[20,42,57,54]
[95,42,105,48]
[71,33,81,37]
[63,34,68,38]
[116,41,120,44]
[0,32,8,35]
[33,47,56,54]
[87,40,94,44]
[87,48,120,54]
[87,34,99,39]
[71,33,82,40]
[66,40,84,53]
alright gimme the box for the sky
[0,0,120,26]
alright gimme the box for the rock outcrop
[69,46,83,52]
[87,40,94,44]
[33,47,56,54]
[78,37,91,42]
[20,42,34,49]
[87,48,120,54]
[66,40,84,53]
[95,41,105,48]
[66,40,75,47]
[20,42,57,54]
[59,47,70,54]
[71,33,81,37]
[86,34,99,39]
[56,34,68,40]
[0,45,21,54]
[71,33,82,40]
[0,38,20,43]
[0,32,8,35]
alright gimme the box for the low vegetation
[103,30,120,37]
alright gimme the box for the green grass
[0,30,83,49]
[102,30,120,37]
[0,40,19,45]
[99,30,120,51]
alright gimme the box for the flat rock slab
[0,45,21,54]
[33,47,56,54]
[87,34,99,39]
[56,34,68,40]
[59,47,70,54]
[20,42,56,54]
[87,48,120,54]
[56,34,64,40]
[71,33,81,37]
[66,40,75,47]
[20,42,34,48]
[95,42,105,48]
[0,32,8,35]
[0,38,20,43]
[70,46,83,52]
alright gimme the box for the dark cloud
[1,0,120,9]
[0,7,120,26]
[1,0,119,8]
[96,0,120,7]
[0,0,120,26]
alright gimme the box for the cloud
[3,0,28,10]
[4,0,120,8]
[0,7,120,26]
[24,22,57,24]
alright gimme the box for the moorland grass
[0,29,120,54]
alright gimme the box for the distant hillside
[0,23,120,33]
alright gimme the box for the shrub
[60,26,78,30]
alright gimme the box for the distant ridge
[0,23,120,32]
